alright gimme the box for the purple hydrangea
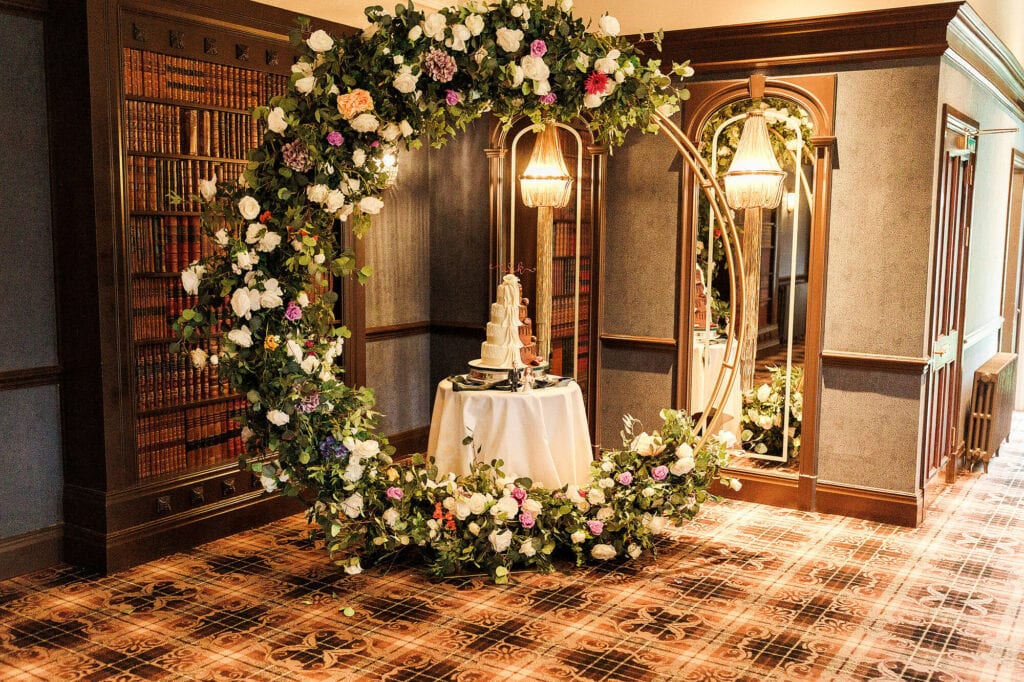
[281,139,313,172]
[318,436,349,460]
[297,392,321,413]
[423,48,457,83]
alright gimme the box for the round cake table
[427,379,593,488]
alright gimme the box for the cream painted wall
[255,1,1024,73]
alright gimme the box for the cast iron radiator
[965,352,1017,472]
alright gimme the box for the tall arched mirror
[683,75,836,508]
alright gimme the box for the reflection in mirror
[695,97,814,475]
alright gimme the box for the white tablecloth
[427,379,593,488]
[690,341,743,435]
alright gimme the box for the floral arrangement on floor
[741,365,804,460]
[171,0,734,581]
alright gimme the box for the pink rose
[386,486,403,501]
[511,487,527,505]
[519,511,535,529]
[539,92,557,105]
[651,466,669,481]
[284,301,302,321]
[445,89,462,106]
[586,519,604,535]
[616,471,633,486]
[326,131,344,146]
[530,39,547,57]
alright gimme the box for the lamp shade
[723,110,785,210]
[519,125,573,209]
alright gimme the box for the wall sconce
[723,110,785,210]
[379,149,399,187]
[785,191,797,213]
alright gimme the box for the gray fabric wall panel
[0,15,56,372]
[597,346,675,450]
[603,129,681,339]
[817,366,923,493]
[365,145,431,328]
[366,335,431,437]
[825,63,940,359]
[0,386,63,537]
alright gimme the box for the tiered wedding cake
[477,274,539,369]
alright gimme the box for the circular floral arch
[176,0,743,581]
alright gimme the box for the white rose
[227,325,252,348]
[600,460,614,472]
[522,498,542,515]
[574,52,590,71]
[670,454,695,476]
[235,250,257,271]
[349,112,379,133]
[453,497,471,520]
[466,13,484,36]
[596,506,614,521]
[468,492,489,515]
[399,120,414,138]
[306,184,329,204]
[295,75,315,94]
[598,477,615,489]
[496,27,523,53]
[468,521,481,535]
[230,287,253,319]
[615,70,625,83]
[488,529,513,553]
[630,432,666,457]
[642,486,656,498]
[181,265,203,295]
[594,49,620,75]
[297,291,310,307]
[259,473,278,492]
[190,348,208,369]
[353,439,380,458]
[244,223,262,244]
[560,0,573,11]
[379,123,401,142]
[648,515,667,533]
[519,538,536,557]
[213,229,229,247]
[591,543,617,560]
[291,60,313,77]
[534,78,551,96]
[382,507,400,528]
[729,478,743,492]
[583,93,604,108]
[343,560,362,576]
[510,64,525,87]
[520,55,549,82]
[286,339,303,363]
[267,409,290,426]
[358,196,384,215]
[571,530,586,544]
[343,459,364,482]
[587,488,606,505]
[422,13,447,40]
[447,23,471,52]
[325,190,346,214]
[598,14,620,36]
[408,25,422,41]
[757,415,774,429]
[301,355,320,374]
[352,148,366,167]
[209,354,218,366]
[198,175,217,201]
[627,543,642,559]
[393,65,419,94]
[266,107,287,134]
[490,495,519,521]
[260,278,283,309]
[237,196,260,220]
[756,383,772,403]
[237,172,250,189]
[257,231,281,253]
[340,492,364,519]
[306,29,334,53]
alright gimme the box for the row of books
[136,339,230,411]
[125,100,263,159]
[553,221,593,258]
[551,259,593,297]
[122,48,288,111]
[135,399,246,479]
[126,156,246,213]
[131,278,232,341]
[128,215,222,274]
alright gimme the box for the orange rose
[336,89,374,120]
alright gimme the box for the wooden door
[923,106,976,488]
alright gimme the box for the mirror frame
[681,74,837,511]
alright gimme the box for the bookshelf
[51,0,346,573]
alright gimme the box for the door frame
[1000,149,1024,354]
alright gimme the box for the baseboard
[389,425,430,458]
[0,524,64,579]
[714,469,802,509]
[816,482,922,527]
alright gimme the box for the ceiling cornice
[946,3,1024,119]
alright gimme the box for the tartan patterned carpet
[3,424,1024,680]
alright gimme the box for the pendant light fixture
[519,125,573,209]
[723,110,785,210]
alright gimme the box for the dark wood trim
[388,425,430,458]
[999,150,1024,352]
[713,469,801,510]
[0,0,46,17]
[599,333,677,352]
[815,482,922,527]
[821,350,931,374]
[658,3,961,74]
[430,321,484,336]
[366,321,431,342]
[0,524,63,579]
[0,365,61,391]
[591,149,608,451]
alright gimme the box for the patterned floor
[3,424,1024,681]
